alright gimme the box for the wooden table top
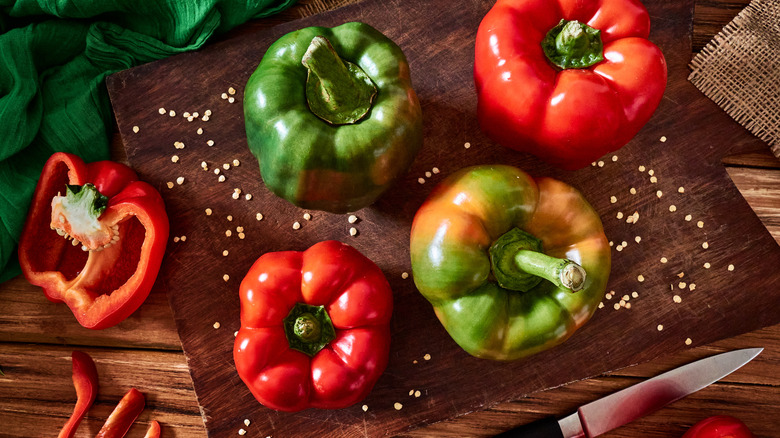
[2,0,778,436]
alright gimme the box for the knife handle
[494,417,565,438]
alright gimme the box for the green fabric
[0,0,297,283]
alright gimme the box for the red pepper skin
[18,152,169,329]
[96,388,146,438]
[143,420,161,438]
[681,416,755,438]
[474,0,667,170]
[58,351,99,438]
[234,241,393,412]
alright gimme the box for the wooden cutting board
[106,0,780,436]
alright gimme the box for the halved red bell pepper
[18,152,169,329]
[474,0,667,170]
[234,240,393,412]
[59,351,99,438]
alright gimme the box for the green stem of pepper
[542,19,604,69]
[489,228,586,292]
[301,36,377,125]
[283,302,336,357]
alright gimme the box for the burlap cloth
[688,0,780,155]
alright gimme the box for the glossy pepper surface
[234,241,393,411]
[59,351,99,438]
[682,416,755,438]
[474,0,667,170]
[410,165,610,360]
[18,152,169,329]
[244,22,423,213]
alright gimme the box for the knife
[495,347,763,438]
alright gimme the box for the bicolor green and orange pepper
[410,165,610,360]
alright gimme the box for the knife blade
[495,347,763,438]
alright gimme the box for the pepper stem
[302,36,377,125]
[489,228,586,292]
[283,302,336,357]
[541,19,604,69]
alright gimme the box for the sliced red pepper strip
[143,420,161,438]
[58,351,99,438]
[96,388,146,438]
[18,152,169,329]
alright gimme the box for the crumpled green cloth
[0,0,297,282]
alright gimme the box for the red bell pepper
[18,152,169,329]
[682,415,755,438]
[96,388,146,438]
[234,240,393,412]
[474,0,667,170]
[58,351,99,438]
[143,420,161,438]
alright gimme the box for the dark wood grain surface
[2,0,778,437]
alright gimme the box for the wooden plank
[692,0,751,53]
[105,0,780,436]
[0,343,203,437]
[0,276,180,350]
[727,167,780,242]
[1,325,776,437]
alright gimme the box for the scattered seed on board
[660,257,668,263]
[197,128,203,135]
[622,294,630,301]
[432,167,440,174]
[205,208,213,216]
[685,338,692,345]
[414,390,421,398]
[598,302,604,309]
[609,241,614,247]
[187,116,194,122]
[171,155,179,163]
[629,187,636,195]
[362,405,369,412]
[223,274,229,282]
[228,97,235,103]
[226,230,232,237]
[244,419,250,427]
[660,136,667,142]
[697,221,704,228]
[201,161,208,170]
[423,353,431,361]
[223,250,229,257]
[236,226,244,233]
[678,186,685,193]
[678,282,686,289]
[193,112,199,118]
[616,245,623,252]
[632,291,639,299]
[597,161,604,167]
[656,190,663,198]
[402,272,409,279]
[637,275,645,282]
[132,126,139,133]
[394,402,403,411]
[233,159,240,167]
[349,227,358,237]
[176,177,185,185]
[650,176,658,183]
[218,175,226,183]
[229,87,236,95]
[174,141,185,149]
[232,192,240,200]
[238,429,246,436]
[223,163,231,170]
[408,389,414,396]
[702,242,709,249]
[625,302,632,309]
[464,142,471,149]
[669,205,677,212]
[610,196,617,204]
[612,155,618,162]
[166,182,174,189]
[425,171,432,178]
[621,241,628,247]
[689,283,696,291]
[214,168,221,175]
[635,236,641,243]
[613,303,620,310]
[234,331,238,337]
[728,264,735,271]
[638,165,646,172]
[591,162,597,167]
[648,169,655,176]
[303,213,312,221]
[703,262,711,269]
[685,214,692,221]
[673,295,682,303]
[205,110,212,116]
[348,214,358,224]
[238,233,245,239]
[169,110,176,117]
[245,194,252,200]
[256,213,263,221]
[207,140,215,146]
[221,93,228,99]
[158,108,166,115]
[657,324,664,331]
[173,237,180,243]
[617,212,624,219]
[418,177,425,184]
[227,215,233,221]
[293,221,301,230]
[213,322,221,329]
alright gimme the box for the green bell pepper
[409,165,611,361]
[244,22,423,213]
